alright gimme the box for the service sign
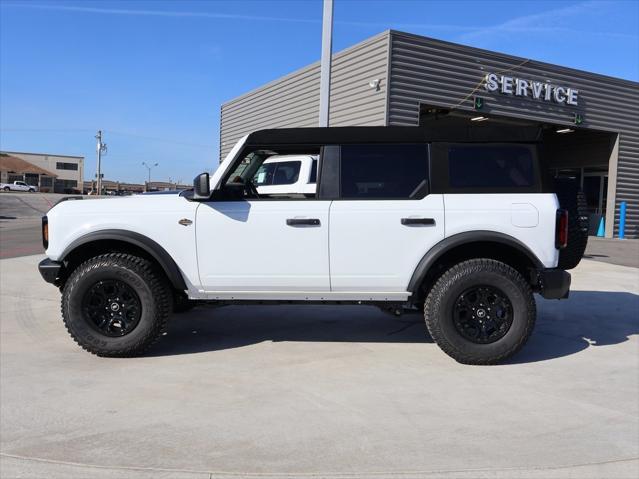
[484,73,579,106]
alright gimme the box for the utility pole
[318,0,333,127]
[95,130,107,195]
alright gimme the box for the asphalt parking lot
[1,253,638,478]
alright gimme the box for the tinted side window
[449,146,534,188]
[271,161,301,185]
[340,144,429,199]
[253,163,277,186]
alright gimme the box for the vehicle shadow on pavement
[510,290,639,364]
[149,305,431,357]
[148,291,639,363]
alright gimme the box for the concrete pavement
[1,255,638,478]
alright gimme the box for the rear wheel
[61,253,172,356]
[424,259,536,365]
[3,186,9,191]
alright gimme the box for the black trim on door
[318,145,340,200]
[286,218,321,226]
[401,217,435,226]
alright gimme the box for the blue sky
[1,0,638,183]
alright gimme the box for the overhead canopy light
[471,116,488,122]
[556,128,574,134]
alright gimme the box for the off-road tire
[554,178,589,270]
[424,259,536,365]
[61,253,172,357]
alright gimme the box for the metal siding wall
[388,31,639,238]
[220,32,389,160]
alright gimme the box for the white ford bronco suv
[38,126,587,364]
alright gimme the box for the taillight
[42,216,48,249]
[556,209,568,249]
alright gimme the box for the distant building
[83,180,191,194]
[1,151,84,193]
[0,153,57,191]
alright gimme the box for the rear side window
[340,144,429,199]
[448,146,534,188]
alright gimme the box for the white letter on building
[484,73,499,92]
[567,88,579,106]
[515,79,529,96]
[531,82,543,99]
[501,76,514,94]
[553,86,567,103]
[544,84,553,101]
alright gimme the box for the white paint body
[45,136,560,302]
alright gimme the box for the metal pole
[318,0,333,127]
[95,130,102,195]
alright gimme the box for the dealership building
[220,30,639,238]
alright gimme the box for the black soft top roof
[244,124,542,147]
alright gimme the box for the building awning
[0,154,57,176]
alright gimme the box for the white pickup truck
[1,181,37,192]
[38,126,588,364]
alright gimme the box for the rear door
[328,144,445,295]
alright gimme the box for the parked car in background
[252,154,318,197]
[1,181,37,192]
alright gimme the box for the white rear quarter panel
[443,193,559,268]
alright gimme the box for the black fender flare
[407,231,545,295]
[60,229,187,291]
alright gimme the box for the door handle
[286,218,321,226]
[401,217,435,226]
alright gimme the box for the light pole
[142,162,158,191]
[318,0,333,127]
[95,130,107,195]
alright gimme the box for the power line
[1,128,215,149]
[105,130,215,149]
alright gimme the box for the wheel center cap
[110,303,120,312]
[476,309,486,318]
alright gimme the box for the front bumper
[538,269,571,299]
[39,258,62,285]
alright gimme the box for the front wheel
[424,259,536,365]
[61,253,172,356]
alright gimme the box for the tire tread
[424,258,536,365]
[61,253,171,357]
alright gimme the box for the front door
[196,200,331,296]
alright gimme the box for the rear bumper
[538,269,571,299]
[38,258,62,285]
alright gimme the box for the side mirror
[193,172,210,199]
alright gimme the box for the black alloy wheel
[82,279,142,336]
[452,285,513,344]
